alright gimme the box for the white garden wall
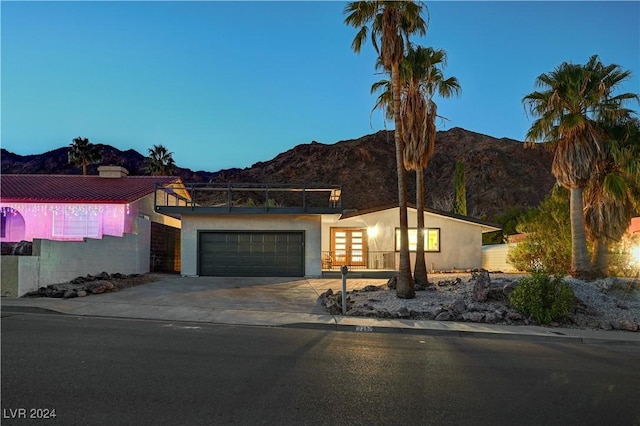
[1,218,151,296]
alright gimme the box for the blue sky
[2,1,639,173]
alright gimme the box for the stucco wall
[322,207,486,271]
[134,194,181,229]
[1,256,19,296]
[1,256,41,297]
[33,218,151,287]
[180,214,322,277]
[481,243,521,272]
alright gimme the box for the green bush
[506,186,572,274]
[508,272,575,325]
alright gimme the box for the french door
[330,228,367,267]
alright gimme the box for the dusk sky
[2,1,639,173]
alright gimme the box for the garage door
[198,231,304,277]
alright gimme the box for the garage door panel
[199,231,304,277]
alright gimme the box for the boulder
[397,306,410,318]
[435,311,452,321]
[462,312,485,322]
[386,277,397,290]
[614,320,638,332]
[12,241,33,255]
[63,290,77,299]
[472,270,491,302]
[449,298,467,314]
[86,281,115,294]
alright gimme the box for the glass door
[330,228,367,267]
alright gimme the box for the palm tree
[68,137,102,175]
[145,144,176,176]
[584,117,640,275]
[399,46,460,287]
[522,55,638,278]
[371,46,460,288]
[345,1,427,298]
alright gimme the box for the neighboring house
[1,166,187,296]
[482,216,640,273]
[154,182,500,278]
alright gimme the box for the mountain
[0,128,556,219]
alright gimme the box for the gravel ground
[329,272,640,331]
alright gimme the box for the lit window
[395,228,440,252]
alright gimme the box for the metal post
[341,265,348,315]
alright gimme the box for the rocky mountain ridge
[1,127,556,219]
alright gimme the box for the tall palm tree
[584,117,640,275]
[399,46,460,287]
[345,1,427,298]
[68,137,102,175]
[522,55,638,278]
[371,46,460,287]
[146,144,176,176]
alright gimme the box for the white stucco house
[155,182,500,278]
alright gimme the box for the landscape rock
[448,298,466,314]
[596,277,618,293]
[435,312,452,321]
[319,272,640,332]
[24,273,153,299]
[386,277,397,290]
[471,270,491,302]
[462,312,485,322]
[11,241,32,256]
[86,281,116,294]
[614,320,638,332]
[63,290,77,299]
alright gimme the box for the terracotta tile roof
[0,174,181,204]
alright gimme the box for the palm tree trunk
[414,168,428,288]
[570,187,592,277]
[593,239,609,277]
[82,159,88,176]
[392,62,414,299]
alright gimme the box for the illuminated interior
[0,203,136,242]
[395,228,440,252]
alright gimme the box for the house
[482,216,640,273]
[154,182,500,278]
[322,204,501,274]
[1,166,187,296]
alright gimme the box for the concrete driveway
[3,274,640,345]
[2,275,388,327]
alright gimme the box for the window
[395,228,440,252]
[52,208,101,239]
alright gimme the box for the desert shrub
[607,233,640,278]
[508,272,575,325]
[506,186,572,274]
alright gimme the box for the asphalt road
[2,312,639,426]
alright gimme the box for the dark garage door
[198,231,304,277]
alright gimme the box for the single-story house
[1,166,187,296]
[154,182,500,278]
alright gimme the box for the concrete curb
[4,303,638,346]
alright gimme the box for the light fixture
[367,225,378,238]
